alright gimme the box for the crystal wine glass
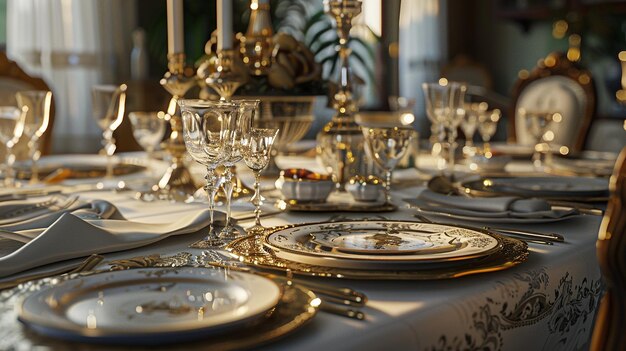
[477,108,501,158]
[15,90,52,184]
[422,80,467,176]
[179,99,233,248]
[219,100,257,240]
[92,84,127,178]
[242,127,279,240]
[362,126,414,205]
[128,111,166,160]
[0,107,25,187]
[519,109,558,169]
[461,102,487,157]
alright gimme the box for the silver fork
[413,214,560,245]
[0,254,104,290]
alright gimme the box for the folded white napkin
[407,190,577,220]
[418,189,551,213]
[0,197,222,278]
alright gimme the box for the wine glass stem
[223,168,234,229]
[384,169,392,205]
[28,139,40,184]
[253,171,262,227]
[103,130,115,178]
[446,126,457,176]
[205,167,218,236]
[4,146,14,187]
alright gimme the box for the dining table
[0,150,606,351]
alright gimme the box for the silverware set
[195,250,369,320]
[0,254,103,290]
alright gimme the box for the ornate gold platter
[226,221,528,280]
[277,199,397,213]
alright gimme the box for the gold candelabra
[154,53,198,202]
[206,49,249,100]
[240,0,273,76]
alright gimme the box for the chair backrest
[590,146,626,351]
[0,52,54,158]
[509,52,595,152]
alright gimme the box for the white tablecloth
[0,154,604,351]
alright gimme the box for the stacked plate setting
[461,176,609,201]
[263,220,506,271]
[17,267,285,345]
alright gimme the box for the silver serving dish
[346,175,382,202]
[275,169,334,203]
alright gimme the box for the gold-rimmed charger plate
[7,267,318,350]
[18,267,283,344]
[227,222,528,280]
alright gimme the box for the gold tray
[3,268,318,350]
[277,199,397,213]
[226,222,528,280]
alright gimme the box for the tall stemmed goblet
[91,84,127,178]
[242,128,279,244]
[422,80,467,177]
[363,126,414,205]
[461,102,487,157]
[219,100,257,240]
[519,109,559,170]
[0,107,25,187]
[129,111,166,177]
[15,90,52,184]
[477,108,501,157]
[179,99,233,248]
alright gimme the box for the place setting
[1,264,319,349]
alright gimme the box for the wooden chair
[509,52,596,152]
[0,52,55,158]
[590,146,626,351]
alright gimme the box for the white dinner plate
[265,221,501,269]
[411,205,580,224]
[18,267,281,345]
[462,176,609,199]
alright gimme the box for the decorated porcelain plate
[18,267,282,344]
[265,221,501,269]
[462,176,609,199]
[14,154,148,180]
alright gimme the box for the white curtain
[6,0,136,153]
[398,0,447,135]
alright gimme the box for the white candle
[166,0,184,54]
[217,0,233,51]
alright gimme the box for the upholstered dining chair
[590,146,626,351]
[0,52,55,159]
[509,52,596,152]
